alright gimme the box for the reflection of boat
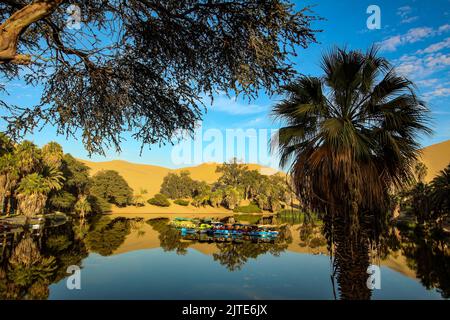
[171,217,281,241]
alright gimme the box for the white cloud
[395,53,450,78]
[415,78,439,87]
[438,24,450,33]
[396,6,418,24]
[397,6,412,18]
[424,86,450,98]
[417,37,450,54]
[401,16,419,24]
[379,24,450,52]
[210,94,268,115]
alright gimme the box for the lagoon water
[48,248,443,300]
[1,215,448,300]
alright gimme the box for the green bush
[148,194,170,207]
[174,199,189,206]
[233,203,262,213]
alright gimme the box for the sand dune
[79,159,278,196]
[419,140,450,182]
[79,139,449,196]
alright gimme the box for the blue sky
[1,0,450,168]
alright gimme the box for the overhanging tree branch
[0,0,64,64]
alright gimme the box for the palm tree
[430,163,450,226]
[74,194,92,220]
[272,46,431,299]
[273,46,430,231]
[16,170,64,217]
[14,141,41,176]
[41,142,64,169]
[0,153,19,215]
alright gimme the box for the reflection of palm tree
[402,233,450,299]
[147,219,190,254]
[8,235,56,289]
[331,218,372,300]
[85,217,132,256]
[272,47,431,300]
[213,241,289,271]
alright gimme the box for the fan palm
[273,46,431,234]
[74,194,92,220]
[14,141,41,175]
[430,163,450,224]
[16,169,64,217]
[0,153,19,215]
[41,142,64,169]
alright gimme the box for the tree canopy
[0,0,320,154]
[90,170,133,207]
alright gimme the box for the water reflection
[0,213,449,299]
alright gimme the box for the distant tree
[192,190,211,207]
[15,141,41,176]
[209,190,223,208]
[91,170,133,207]
[221,186,241,210]
[60,154,91,195]
[216,158,248,187]
[160,171,195,199]
[48,190,76,212]
[1,1,320,155]
[133,188,148,207]
[48,154,92,213]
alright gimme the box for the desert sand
[79,160,278,197]
[80,139,450,215]
[80,140,450,195]
[419,140,450,182]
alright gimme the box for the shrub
[174,199,189,206]
[148,194,170,207]
[233,203,262,213]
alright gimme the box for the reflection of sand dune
[113,223,161,255]
[112,223,417,280]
